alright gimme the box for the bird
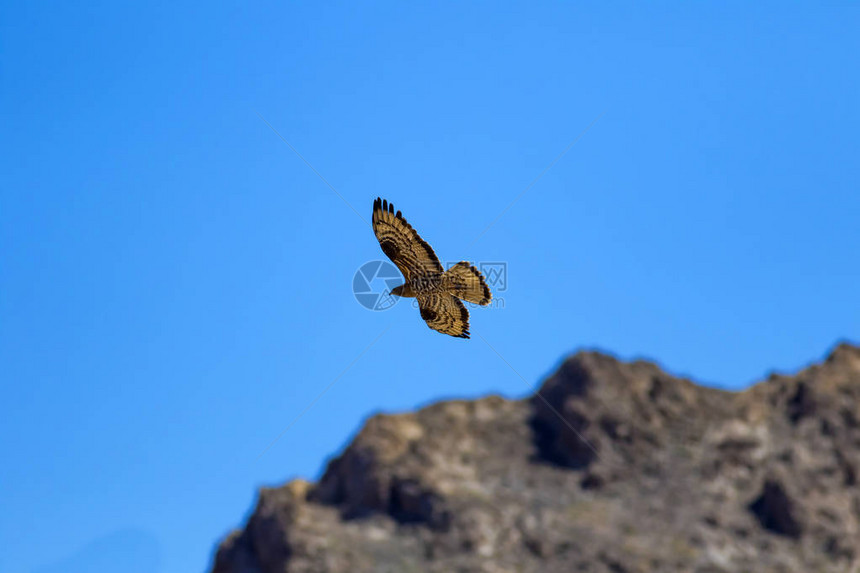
[372,197,492,338]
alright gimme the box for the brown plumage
[371,197,492,338]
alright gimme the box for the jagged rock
[210,343,860,573]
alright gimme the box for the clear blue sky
[2,2,858,572]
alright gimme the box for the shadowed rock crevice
[748,478,803,538]
[528,406,596,469]
[211,342,860,573]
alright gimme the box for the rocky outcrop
[211,343,860,573]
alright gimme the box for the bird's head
[388,283,414,298]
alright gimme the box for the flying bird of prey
[372,197,492,338]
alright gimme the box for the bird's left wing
[416,293,471,339]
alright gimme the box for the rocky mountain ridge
[211,343,860,572]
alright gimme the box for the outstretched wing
[372,198,443,280]
[416,293,471,339]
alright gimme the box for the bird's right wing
[372,198,443,280]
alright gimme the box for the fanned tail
[443,262,492,305]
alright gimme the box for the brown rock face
[211,343,860,573]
